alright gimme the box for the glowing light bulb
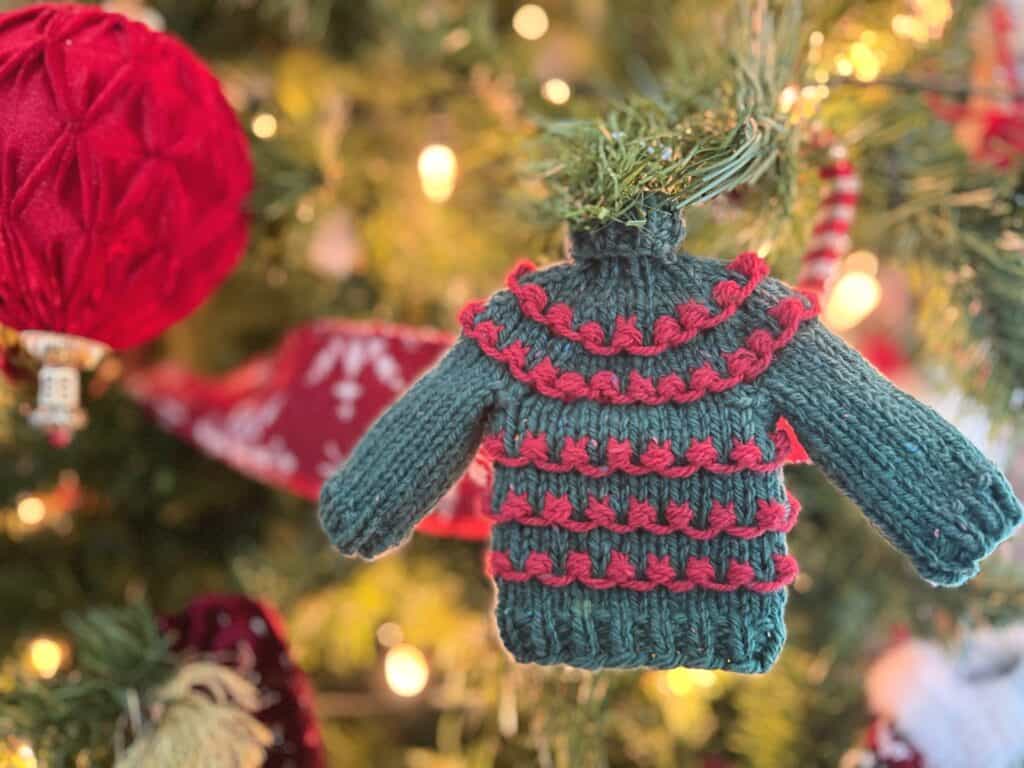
[384,643,429,697]
[15,742,38,768]
[541,78,571,105]
[835,56,853,77]
[664,667,717,696]
[376,621,404,648]
[512,4,549,40]
[845,249,879,276]
[251,112,278,140]
[27,636,65,679]
[417,144,458,203]
[824,271,882,331]
[849,42,881,82]
[777,84,799,114]
[16,496,46,526]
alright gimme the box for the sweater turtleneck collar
[567,203,686,264]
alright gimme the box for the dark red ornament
[0,3,251,349]
[161,594,326,768]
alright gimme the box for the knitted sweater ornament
[320,205,1022,672]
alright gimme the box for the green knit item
[319,205,1022,673]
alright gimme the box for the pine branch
[0,604,174,768]
[535,0,802,227]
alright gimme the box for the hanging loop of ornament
[20,331,111,439]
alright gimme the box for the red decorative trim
[505,252,769,357]
[492,490,800,538]
[488,550,798,594]
[460,294,818,406]
[482,429,790,479]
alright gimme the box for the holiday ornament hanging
[0,3,251,438]
[320,202,1022,672]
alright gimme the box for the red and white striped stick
[798,143,860,294]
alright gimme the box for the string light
[845,249,879,276]
[384,643,429,697]
[541,78,571,105]
[417,143,458,203]
[15,496,46,526]
[849,41,881,82]
[27,636,65,679]
[664,668,717,697]
[512,4,549,40]
[376,622,404,647]
[825,270,883,331]
[893,0,952,43]
[778,85,799,114]
[251,112,278,140]
[7,741,38,768]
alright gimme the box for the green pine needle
[535,0,801,228]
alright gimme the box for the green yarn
[320,211,1022,672]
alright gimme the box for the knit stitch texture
[320,207,1022,672]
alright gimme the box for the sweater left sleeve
[761,311,1022,587]
[319,336,498,559]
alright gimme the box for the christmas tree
[2,1,1023,766]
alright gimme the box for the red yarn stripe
[488,550,798,594]
[482,429,790,479]
[460,294,818,406]
[505,252,769,357]
[492,489,801,538]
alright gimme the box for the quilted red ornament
[0,4,250,434]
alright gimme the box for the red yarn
[488,550,798,594]
[482,429,791,478]
[461,293,818,406]
[492,489,801,538]
[506,252,768,356]
[0,5,251,349]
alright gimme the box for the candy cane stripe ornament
[0,4,252,440]
[798,143,861,294]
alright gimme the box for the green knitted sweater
[320,209,1022,672]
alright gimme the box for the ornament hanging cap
[20,331,110,444]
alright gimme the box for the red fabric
[160,594,325,768]
[125,319,493,540]
[0,4,251,349]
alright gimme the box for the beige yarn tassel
[115,662,272,768]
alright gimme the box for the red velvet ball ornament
[0,4,251,349]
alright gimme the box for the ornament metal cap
[19,331,111,440]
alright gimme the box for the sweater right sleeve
[761,312,1021,586]
[319,335,498,558]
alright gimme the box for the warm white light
[14,743,37,768]
[376,621,404,648]
[384,643,429,697]
[541,78,571,105]
[512,4,549,40]
[777,84,799,114]
[417,144,458,203]
[27,636,64,679]
[835,56,853,77]
[825,271,882,331]
[845,249,879,276]
[16,496,46,526]
[251,112,278,140]
[664,668,717,696]
[849,42,881,82]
